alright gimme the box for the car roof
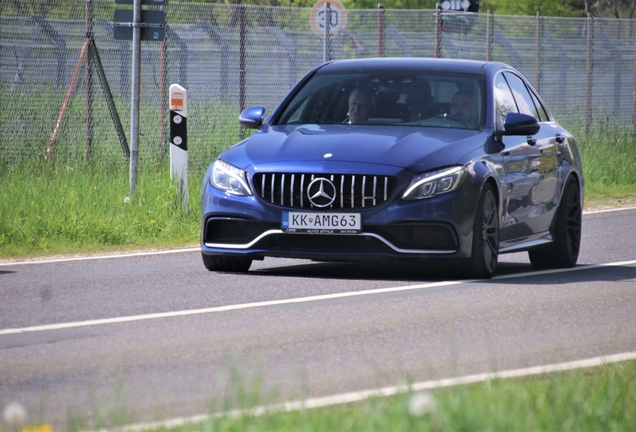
[319,57,505,74]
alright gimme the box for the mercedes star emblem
[307,178,337,208]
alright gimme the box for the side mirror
[239,106,266,129]
[503,112,540,136]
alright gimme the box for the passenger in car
[408,79,435,121]
[450,89,478,127]
[348,88,376,124]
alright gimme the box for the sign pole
[169,84,188,214]
[114,0,166,195]
[130,0,142,196]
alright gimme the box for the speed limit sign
[310,0,347,37]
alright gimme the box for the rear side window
[503,72,541,120]
[529,89,550,121]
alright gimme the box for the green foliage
[480,0,585,17]
[590,0,636,18]
[1,0,631,17]
[169,0,440,8]
[339,0,438,10]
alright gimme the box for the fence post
[85,0,93,159]
[323,2,331,63]
[585,13,593,136]
[160,7,168,157]
[169,84,188,215]
[377,3,385,57]
[160,43,168,156]
[535,11,543,94]
[239,5,246,111]
[633,28,636,133]
[434,4,441,58]
[486,10,493,61]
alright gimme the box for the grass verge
[0,161,200,259]
[87,359,636,431]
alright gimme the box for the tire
[528,176,582,269]
[466,183,499,279]
[465,183,499,279]
[202,253,252,272]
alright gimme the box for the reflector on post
[169,84,188,213]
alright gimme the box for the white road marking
[1,206,634,267]
[115,350,636,432]
[0,281,462,335]
[583,206,636,215]
[493,259,636,280]
[2,259,636,336]
[0,247,199,267]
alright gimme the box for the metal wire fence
[1,1,635,172]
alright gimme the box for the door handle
[527,137,537,146]
[555,134,565,143]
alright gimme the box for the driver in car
[450,89,478,127]
[348,88,376,124]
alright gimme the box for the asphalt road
[1,208,635,430]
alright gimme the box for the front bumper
[201,174,482,262]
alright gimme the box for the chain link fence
[1,1,635,172]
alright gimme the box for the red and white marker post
[169,84,188,214]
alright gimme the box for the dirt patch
[584,194,636,211]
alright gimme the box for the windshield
[276,69,484,130]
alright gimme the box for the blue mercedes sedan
[201,58,583,279]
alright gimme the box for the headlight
[210,160,252,196]
[402,166,467,200]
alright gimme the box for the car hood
[222,124,486,173]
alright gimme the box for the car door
[504,72,561,234]
[494,73,543,244]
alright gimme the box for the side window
[503,72,540,120]
[286,97,310,123]
[494,74,517,130]
[529,89,550,121]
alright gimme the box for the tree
[480,0,584,17]
[589,0,636,18]
[172,0,635,17]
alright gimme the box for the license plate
[282,212,361,234]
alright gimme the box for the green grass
[575,121,636,196]
[59,359,634,431]
[0,160,201,258]
[168,360,636,431]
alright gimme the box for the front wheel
[466,183,499,279]
[528,176,582,269]
[202,253,252,272]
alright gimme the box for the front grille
[253,173,398,210]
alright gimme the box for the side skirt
[499,232,553,254]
